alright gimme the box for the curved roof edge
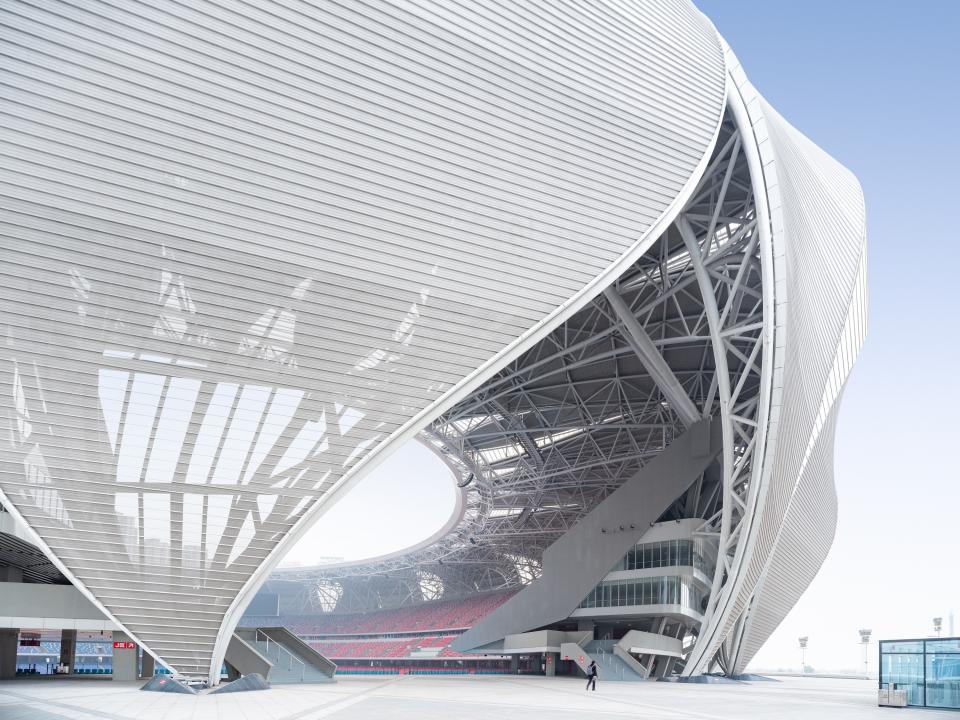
[684,41,867,675]
[212,8,730,681]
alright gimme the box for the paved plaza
[0,675,953,720]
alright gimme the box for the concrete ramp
[140,675,197,694]
[617,630,682,678]
[210,673,270,693]
[454,419,723,651]
[238,627,335,683]
[225,632,273,681]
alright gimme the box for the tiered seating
[76,641,111,655]
[413,635,453,649]
[18,640,114,656]
[16,642,60,655]
[289,590,516,636]
[310,634,460,659]
[309,637,418,658]
[438,645,476,658]
[254,590,517,668]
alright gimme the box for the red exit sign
[113,641,135,649]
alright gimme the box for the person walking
[586,659,598,691]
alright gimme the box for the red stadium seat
[293,591,518,659]
[287,590,516,637]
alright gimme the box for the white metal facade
[678,47,867,676]
[0,1,863,681]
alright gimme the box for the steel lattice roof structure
[0,0,864,683]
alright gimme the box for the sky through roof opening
[279,438,456,567]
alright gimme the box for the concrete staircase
[249,639,329,683]
[583,639,646,682]
[238,627,335,684]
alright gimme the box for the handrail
[256,629,306,682]
[612,643,647,678]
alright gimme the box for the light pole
[859,629,872,676]
[799,636,809,672]
[934,617,943,638]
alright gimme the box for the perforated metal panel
[0,0,725,680]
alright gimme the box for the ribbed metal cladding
[0,1,725,678]
[689,50,867,673]
[733,403,840,671]
[732,246,867,673]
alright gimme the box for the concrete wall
[631,518,703,544]
[503,630,566,653]
[0,628,17,679]
[619,630,683,658]
[224,633,272,679]
[0,582,115,631]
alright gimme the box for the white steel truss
[272,109,773,678]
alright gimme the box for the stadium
[0,0,865,698]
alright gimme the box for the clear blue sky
[293,1,960,672]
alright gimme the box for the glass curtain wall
[880,638,960,709]
[578,576,703,612]
[609,539,711,574]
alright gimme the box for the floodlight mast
[799,636,809,672]
[934,617,943,638]
[859,629,872,676]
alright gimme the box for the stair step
[581,640,645,682]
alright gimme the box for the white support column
[111,631,138,682]
[679,215,735,612]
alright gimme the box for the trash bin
[879,683,908,707]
